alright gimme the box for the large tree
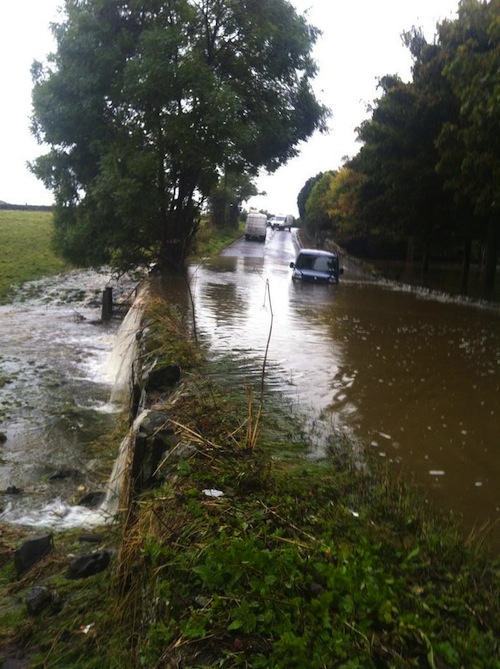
[296,172,323,221]
[349,67,454,276]
[304,170,336,242]
[31,0,328,270]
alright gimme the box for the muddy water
[1,239,498,546]
[183,231,500,549]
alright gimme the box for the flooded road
[0,234,498,546]
[188,228,500,549]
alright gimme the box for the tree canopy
[31,0,328,270]
[297,0,498,299]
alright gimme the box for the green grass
[190,218,245,258]
[0,209,70,303]
[0,211,242,304]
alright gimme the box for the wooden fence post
[101,287,113,321]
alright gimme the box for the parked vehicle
[290,249,343,284]
[245,212,267,242]
[270,214,293,231]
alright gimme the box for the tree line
[30,0,327,272]
[298,0,498,300]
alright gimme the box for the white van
[270,214,293,231]
[245,212,267,242]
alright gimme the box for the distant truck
[245,212,267,242]
[270,214,293,231]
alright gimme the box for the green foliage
[296,172,324,220]
[436,0,500,299]
[142,298,201,369]
[304,171,336,242]
[210,171,258,229]
[131,446,500,669]
[348,70,454,256]
[190,218,245,257]
[299,1,498,299]
[31,0,328,271]
[0,209,69,303]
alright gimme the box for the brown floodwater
[2,237,496,545]
[180,229,500,551]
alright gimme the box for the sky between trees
[0,0,458,212]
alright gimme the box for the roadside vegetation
[1,284,499,668]
[0,209,69,303]
[30,0,326,271]
[0,209,243,305]
[190,218,245,259]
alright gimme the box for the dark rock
[147,364,181,390]
[14,535,54,578]
[78,491,105,508]
[48,468,78,481]
[67,550,111,579]
[139,411,174,438]
[0,431,7,444]
[132,426,179,490]
[5,486,22,495]
[26,586,63,616]
[309,582,326,598]
[25,586,51,615]
[78,534,104,544]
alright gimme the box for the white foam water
[3,410,151,530]
[98,409,151,520]
[0,280,149,530]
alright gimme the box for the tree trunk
[460,236,472,296]
[482,217,498,301]
[420,246,430,282]
[159,169,198,270]
[403,237,415,283]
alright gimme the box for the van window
[296,254,335,272]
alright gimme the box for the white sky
[0,0,458,211]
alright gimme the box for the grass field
[0,209,70,303]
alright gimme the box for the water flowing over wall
[108,284,149,405]
[0,276,150,530]
[97,409,151,521]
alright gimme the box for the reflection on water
[1,254,498,546]
[185,254,500,549]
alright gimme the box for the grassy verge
[190,219,245,259]
[0,210,242,305]
[0,209,70,303]
[1,292,499,668]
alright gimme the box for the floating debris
[203,489,224,498]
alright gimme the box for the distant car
[289,249,342,284]
[270,214,292,231]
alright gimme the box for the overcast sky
[0,0,458,212]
